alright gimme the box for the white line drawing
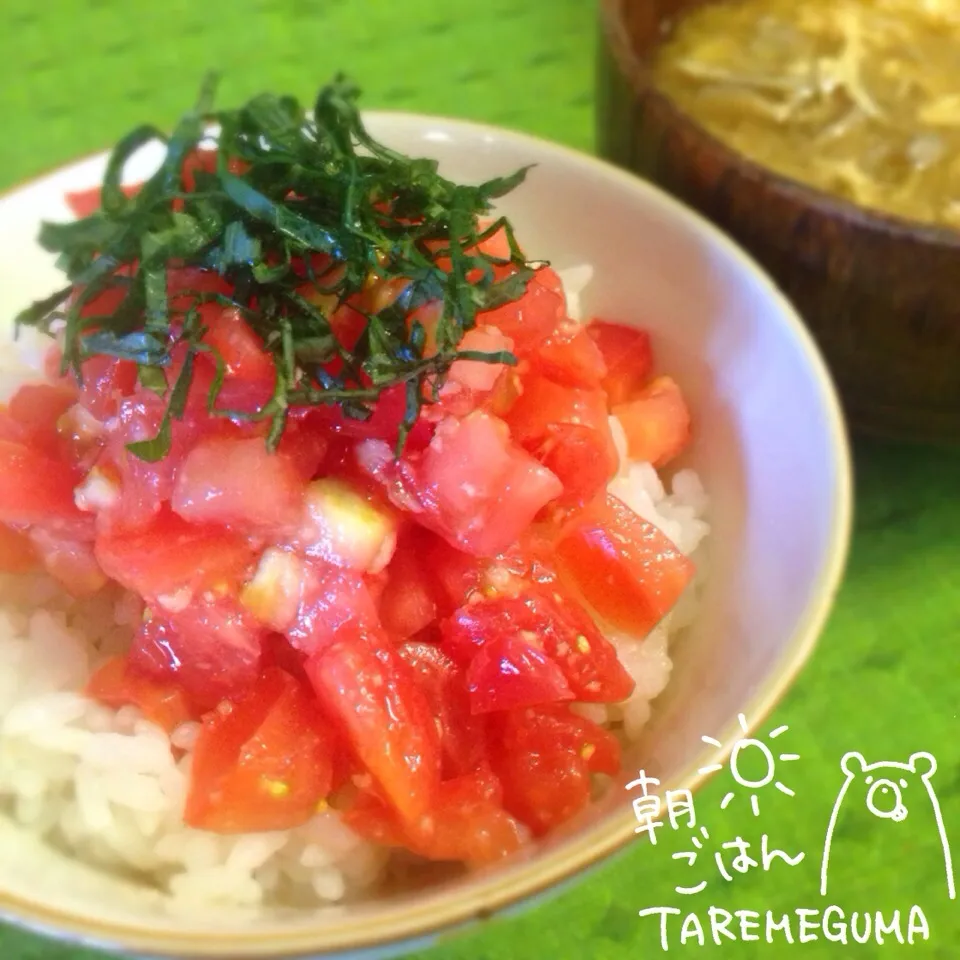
[820,751,956,900]
[697,713,801,817]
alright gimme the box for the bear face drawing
[820,751,955,899]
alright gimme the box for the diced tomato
[412,768,523,864]
[29,528,107,597]
[100,387,243,532]
[198,306,276,414]
[184,667,335,832]
[283,559,382,656]
[241,549,384,654]
[172,437,306,536]
[76,284,129,324]
[538,424,616,508]
[86,656,197,733]
[306,625,440,822]
[130,595,267,711]
[488,704,621,836]
[378,531,438,640]
[167,266,235,315]
[290,252,340,283]
[310,384,434,452]
[419,530,486,614]
[65,183,141,219]
[0,409,23,445]
[291,299,366,381]
[99,393,191,531]
[0,440,85,527]
[344,767,522,865]
[179,148,247,197]
[477,266,565,352]
[0,525,38,573]
[587,321,654,407]
[465,634,573,714]
[441,585,633,703]
[357,412,563,558]
[486,367,523,418]
[443,324,514,398]
[419,524,561,617]
[178,148,248,197]
[94,506,258,604]
[397,641,486,778]
[431,220,513,277]
[503,375,617,501]
[260,631,309,684]
[6,383,78,459]
[329,303,367,353]
[530,321,607,389]
[65,188,102,220]
[274,414,329,482]
[504,374,614,455]
[612,376,692,468]
[74,356,138,421]
[33,189,697,866]
[556,493,695,637]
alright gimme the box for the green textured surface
[1,1,958,957]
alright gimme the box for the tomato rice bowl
[0,83,711,915]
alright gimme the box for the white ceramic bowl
[0,113,852,958]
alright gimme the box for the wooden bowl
[597,0,960,444]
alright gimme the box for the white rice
[0,265,710,909]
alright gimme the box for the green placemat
[1,2,958,958]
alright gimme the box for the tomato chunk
[312,384,434,452]
[86,656,197,733]
[172,437,305,536]
[535,423,617,508]
[505,374,614,454]
[344,767,522,865]
[441,585,633,703]
[197,306,276,415]
[305,626,440,822]
[65,183,140,219]
[613,376,692,468]
[285,559,381,656]
[184,668,335,832]
[130,596,267,711]
[0,525,38,573]
[396,641,484,778]
[7,383,78,459]
[0,440,85,526]
[477,266,565,351]
[587,320,654,407]
[357,412,563,558]
[465,633,573,714]
[556,493,695,637]
[74,356,138,421]
[289,478,398,574]
[100,389,227,532]
[530,321,607,389]
[378,531,438,640]
[489,705,621,836]
[29,528,107,597]
[94,507,257,603]
[503,375,618,500]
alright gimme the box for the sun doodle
[698,714,800,817]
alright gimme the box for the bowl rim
[598,0,960,252]
[0,109,854,958]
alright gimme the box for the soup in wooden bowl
[598,0,960,444]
